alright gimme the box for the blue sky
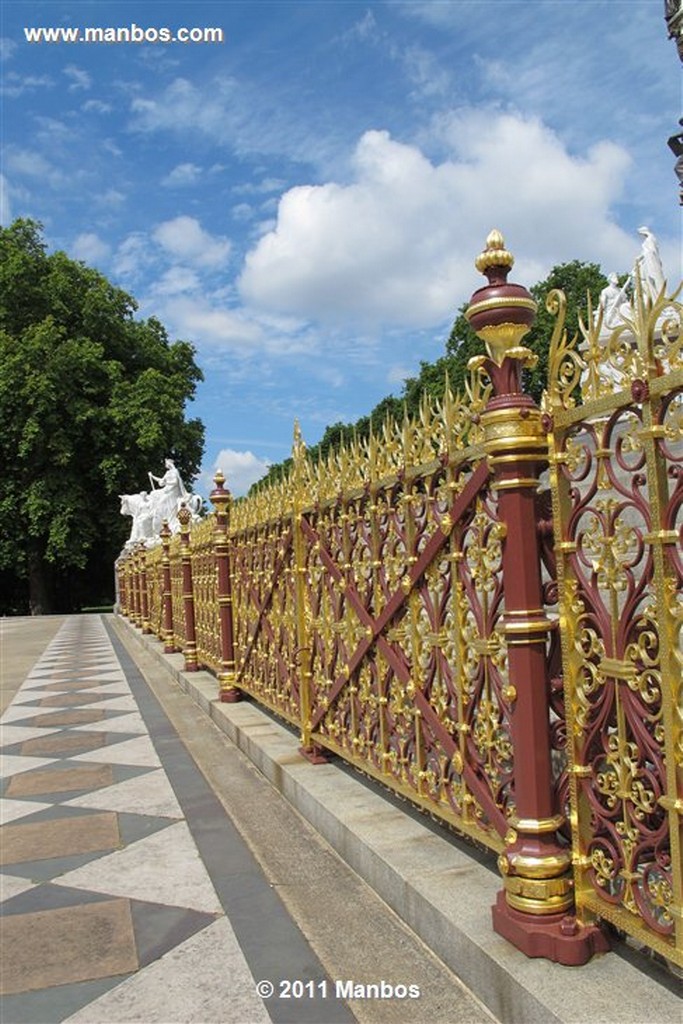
[2,1,681,495]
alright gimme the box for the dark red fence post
[139,544,151,635]
[466,231,608,965]
[211,471,241,702]
[178,504,198,671]
[160,520,175,653]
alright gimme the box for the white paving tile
[62,916,269,1024]
[0,724,62,746]
[72,683,132,697]
[65,769,184,819]
[86,696,138,711]
[0,874,37,904]
[57,821,223,913]
[69,735,161,768]
[69,713,148,734]
[0,755,57,778]
[0,704,60,724]
[0,798,52,824]
[20,678,78,690]
[6,690,51,705]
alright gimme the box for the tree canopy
[0,219,205,614]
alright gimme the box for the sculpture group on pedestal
[119,457,202,548]
[593,226,668,338]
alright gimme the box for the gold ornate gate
[544,280,683,967]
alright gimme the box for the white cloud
[387,364,411,387]
[64,65,91,91]
[161,162,202,187]
[239,113,633,329]
[97,188,126,207]
[113,232,151,280]
[72,232,110,265]
[0,37,17,61]
[151,266,201,296]
[83,99,112,114]
[0,174,12,224]
[4,147,64,187]
[401,44,452,98]
[153,216,231,268]
[1,72,53,97]
[161,295,265,351]
[210,449,271,497]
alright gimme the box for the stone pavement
[0,616,496,1024]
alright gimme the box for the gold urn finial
[474,230,514,276]
[465,231,537,367]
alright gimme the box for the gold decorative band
[502,617,554,636]
[490,478,541,490]
[466,296,538,318]
[508,813,565,834]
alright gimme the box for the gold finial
[475,229,514,275]
[213,468,225,489]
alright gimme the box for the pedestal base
[492,891,610,966]
[220,688,242,703]
[299,744,328,765]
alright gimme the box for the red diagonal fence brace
[115,235,682,971]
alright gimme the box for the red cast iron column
[160,520,175,653]
[211,471,241,702]
[139,544,151,635]
[178,504,198,672]
[466,231,609,965]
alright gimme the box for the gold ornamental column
[160,520,175,653]
[466,232,609,964]
[178,503,198,672]
[211,471,241,703]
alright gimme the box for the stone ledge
[114,617,681,1024]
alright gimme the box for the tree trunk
[28,546,53,615]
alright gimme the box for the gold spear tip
[474,229,514,275]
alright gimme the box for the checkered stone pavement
[0,615,349,1024]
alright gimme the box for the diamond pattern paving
[0,616,232,1022]
[0,614,347,1024]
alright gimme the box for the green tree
[0,219,204,614]
[525,260,608,402]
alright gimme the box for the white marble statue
[148,458,188,532]
[119,458,202,549]
[596,272,630,331]
[636,226,666,303]
[119,491,155,547]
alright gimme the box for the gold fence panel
[168,533,185,653]
[545,281,683,967]
[228,388,515,852]
[191,515,221,674]
[145,546,164,640]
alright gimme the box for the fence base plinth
[492,892,610,966]
[220,687,242,703]
[299,743,328,765]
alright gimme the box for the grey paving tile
[0,975,131,1023]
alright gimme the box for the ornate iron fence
[544,278,683,967]
[115,236,681,970]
